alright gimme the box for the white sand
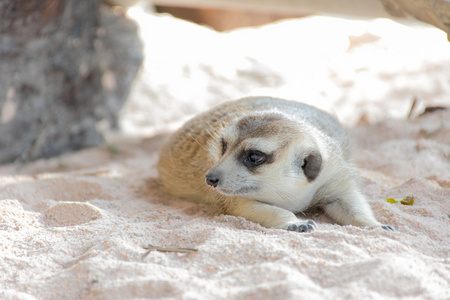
[1,8,449,300]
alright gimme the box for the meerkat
[157,97,393,232]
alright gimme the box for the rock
[379,0,450,40]
[0,0,142,164]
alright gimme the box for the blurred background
[1,0,449,166]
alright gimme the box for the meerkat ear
[302,151,322,181]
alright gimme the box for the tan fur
[157,97,389,232]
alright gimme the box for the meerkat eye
[243,150,267,168]
[221,138,227,156]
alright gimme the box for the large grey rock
[0,0,142,164]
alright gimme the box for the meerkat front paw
[286,220,316,233]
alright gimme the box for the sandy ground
[1,6,450,300]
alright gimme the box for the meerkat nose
[206,174,220,187]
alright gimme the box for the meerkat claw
[382,225,395,231]
[287,220,316,233]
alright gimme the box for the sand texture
[1,8,449,300]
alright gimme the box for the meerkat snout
[206,173,220,187]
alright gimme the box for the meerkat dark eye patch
[301,151,322,181]
[220,138,227,156]
[242,150,268,169]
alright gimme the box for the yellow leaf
[386,197,399,204]
[386,195,414,206]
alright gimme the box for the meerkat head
[205,111,324,209]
